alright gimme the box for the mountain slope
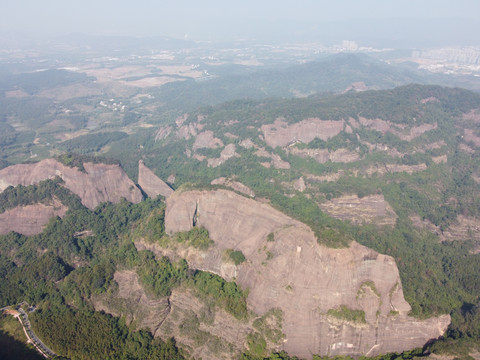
[148,54,430,113]
[163,189,449,358]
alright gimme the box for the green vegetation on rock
[357,281,381,298]
[191,271,248,319]
[175,227,213,250]
[327,305,367,324]
[227,249,246,265]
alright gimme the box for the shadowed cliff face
[0,158,142,209]
[137,160,173,199]
[164,189,450,359]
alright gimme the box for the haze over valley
[0,1,480,360]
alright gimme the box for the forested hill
[148,53,434,113]
[105,83,480,343]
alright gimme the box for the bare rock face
[93,270,170,336]
[138,160,173,199]
[462,108,480,124]
[254,148,291,169]
[289,147,360,164]
[154,125,172,141]
[0,200,68,236]
[192,131,224,151]
[318,194,397,227]
[207,144,239,168]
[176,123,197,140]
[464,128,480,147]
[460,143,475,154]
[358,117,406,134]
[164,189,449,359]
[0,158,142,209]
[95,266,265,360]
[384,163,427,174]
[306,172,344,183]
[261,118,345,148]
[293,177,306,192]
[239,138,256,149]
[159,288,252,360]
[270,153,290,169]
[405,123,437,141]
[175,114,189,127]
[432,155,448,164]
[363,163,427,176]
[411,214,480,243]
[358,117,437,141]
[342,81,368,93]
[211,177,255,197]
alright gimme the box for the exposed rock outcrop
[93,270,171,335]
[0,159,142,209]
[357,117,437,141]
[270,154,290,169]
[432,155,448,164]
[357,117,405,133]
[96,264,271,360]
[288,147,360,163]
[0,200,68,236]
[154,125,172,141]
[318,194,397,226]
[176,123,197,140]
[207,144,239,168]
[192,131,223,151]
[164,189,449,358]
[462,108,480,123]
[261,118,345,148]
[411,214,480,242]
[211,177,255,197]
[342,81,368,93]
[239,138,256,149]
[363,163,428,176]
[293,177,306,192]
[254,148,291,169]
[464,128,480,147]
[306,171,344,183]
[137,160,173,198]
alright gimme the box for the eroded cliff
[0,158,142,209]
[164,189,450,358]
[0,200,68,236]
[137,160,174,199]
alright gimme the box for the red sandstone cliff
[0,158,142,209]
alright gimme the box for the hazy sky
[1,0,480,45]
